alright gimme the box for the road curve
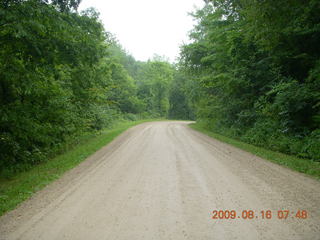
[0,121,319,240]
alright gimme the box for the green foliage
[179,0,320,161]
[168,70,195,120]
[135,59,174,117]
[0,0,178,176]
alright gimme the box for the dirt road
[0,121,319,240]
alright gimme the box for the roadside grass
[189,123,320,180]
[0,119,159,216]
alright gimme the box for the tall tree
[179,0,320,160]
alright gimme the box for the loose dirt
[1,121,319,240]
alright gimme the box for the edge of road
[2,119,318,218]
[188,122,320,180]
[0,119,163,217]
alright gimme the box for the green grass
[189,122,320,180]
[0,119,159,216]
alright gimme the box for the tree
[179,0,320,160]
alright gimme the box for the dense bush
[179,0,320,161]
[0,0,177,175]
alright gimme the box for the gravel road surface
[1,121,319,240]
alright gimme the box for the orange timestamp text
[211,210,308,220]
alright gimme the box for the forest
[0,0,192,175]
[0,0,319,176]
[180,0,320,161]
